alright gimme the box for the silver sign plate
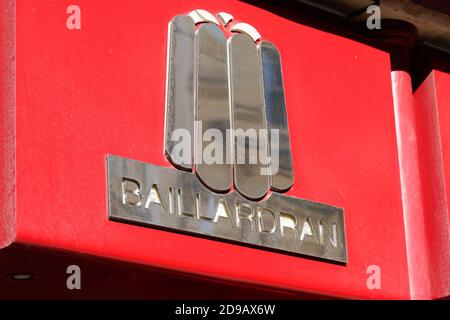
[165,15,195,170]
[259,41,294,192]
[194,23,232,192]
[107,155,347,263]
[228,34,270,200]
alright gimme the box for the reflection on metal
[194,24,232,192]
[165,15,195,170]
[140,10,348,262]
[230,23,262,42]
[217,12,233,27]
[259,41,294,191]
[188,9,219,25]
[108,155,347,263]
[228,33,270,200]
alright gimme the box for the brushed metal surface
[194,24,232,192]
[228,33,270,200]
[230,23,262,42]
[107,155,347,263]
[217,12,233,27]
[188,9,220,25]
[259,41,294,191]
[165,15,195,170]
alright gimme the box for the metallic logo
[107,10,347,263]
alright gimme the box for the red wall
[0,0,448,299]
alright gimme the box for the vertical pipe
[381,20,432,299]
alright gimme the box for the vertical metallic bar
[258,41,294,191]
[165,16,195,170]
[194,24,232,192]
[228,34,270,200]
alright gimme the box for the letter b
[122,178,143,207]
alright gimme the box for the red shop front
[0,0,449,299]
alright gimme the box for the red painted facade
[0,0,448,299]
